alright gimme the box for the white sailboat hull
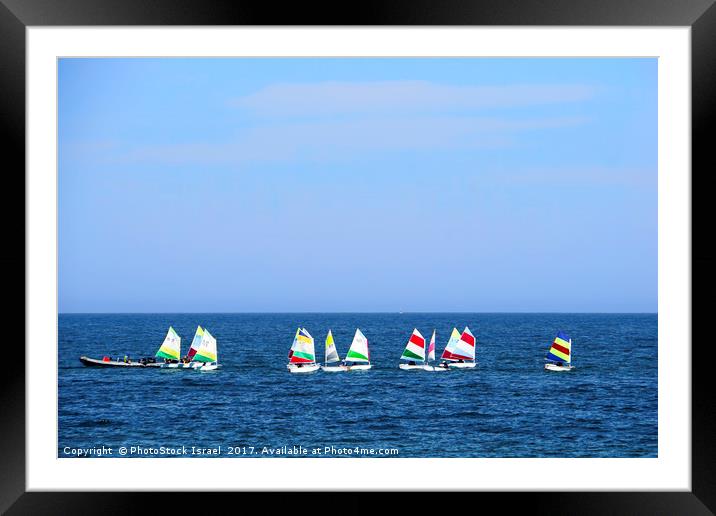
[160,361,219,370]
[287,363,321,374]
[186,361,217,369]
[544,363,574,372]
[422,363,449,371]
[346,364,372,371]
[399,363,425,370]
[321,364,349,372]
[448,361,476,369]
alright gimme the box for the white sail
[440,328,462,361]
[325,330,341,364]
[427,330,436,362]
[155,327,181,360]
[345,328,370,363]
[186,326,204,360]
[450,327,476,361]
[289,328,316,364]
[400,328,426,361]
[193,328,218,363]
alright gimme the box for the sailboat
[442,327,477,369]
[321,330,348,372]
[186,328,220,371]
[184,325,204,363]
[422,329,440,371]
[154,326,182,363]
[79,327,176,368]
[399,329,426,370]
[544,331,574,371]
[343,328,372,371]
[435,327,461,369]
[287,328,320,373]
[160,325,202,369]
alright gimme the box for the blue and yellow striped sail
[546,331,571,364]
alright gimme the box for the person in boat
[408,361,416,366]
[458,359,464,363]
[296,363,303,368]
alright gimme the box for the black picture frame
[3,0,714,513]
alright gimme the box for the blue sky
[58,58,656,313]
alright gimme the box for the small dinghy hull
[544,363,574,372]
[422,364,449,372]
[399,363,425,370]
[160,361,218,370]
[346,364,372,371]
[287,363,321,374]
[196,362,220,371]
[159,362,183,369]
[321,364,349,372]
[448,361,476,369]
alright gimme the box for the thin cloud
[230,80,598,118]
[480,165,656,188]
[121,115,588,165]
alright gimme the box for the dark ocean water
[58,313,657,458]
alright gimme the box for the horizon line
[58,310,658,315]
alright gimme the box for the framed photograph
[5,0,714,513]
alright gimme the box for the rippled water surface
[58,313,657,458]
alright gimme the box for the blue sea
[58,313,657,458]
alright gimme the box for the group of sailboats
[158,326,220,371]
[81,324,574,373]
[399,327,477,371]
[79,326,220,371]
[287,328,372,374]
[396,327,573,372]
